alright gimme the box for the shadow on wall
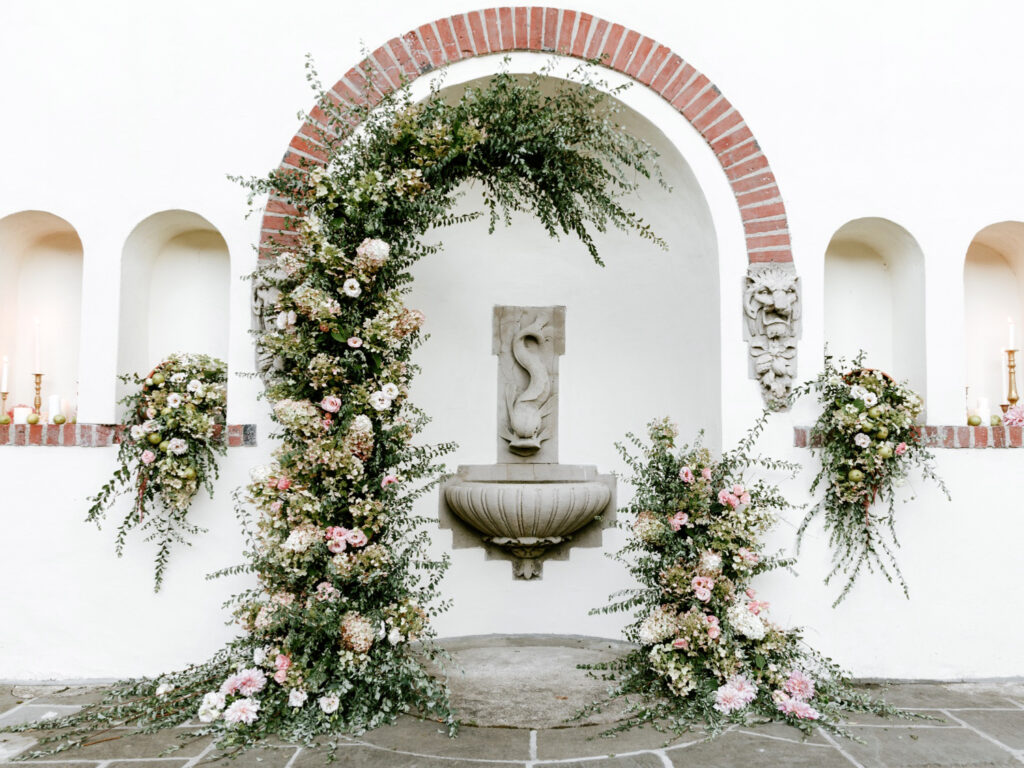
[117,210,230,416]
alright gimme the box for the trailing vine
[86,353,228,590]
[6,62,666,757]
[793,353,949,606]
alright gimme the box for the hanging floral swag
[86,353,228,590]
[792,353,949,606]
[580,415,917,739]
[8,62,668,758]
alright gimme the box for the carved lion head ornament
[743,264,801,409]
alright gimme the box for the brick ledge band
[259,6,792,267]
[0,424,257,448]
[794,426,1024,450]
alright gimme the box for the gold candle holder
[1007,349,1020,407]
[33,373,43,414]
[1,391,7,416]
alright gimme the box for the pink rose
[274,669,288,685]
[327,537,347,554]
[269,501,282,514]
[381,474,398,488]
[347,337,362,348]
[275,654,291,671]
[320,395,341,413]
[276,477,291,491]
[701,467,712,480]
[669,511,689,532]
[679,466,694,483]
[141,450,156,465]
[706,614,721,639]
[692,576,714,602]
[671,638,689,650]
[895,441,908,456]
[346,529,368,548]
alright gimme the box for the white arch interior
[0,211,84,420]
[117,210,230,412]
[963,221,1024,412]
[398,63,727,638]
[824,217,927,407]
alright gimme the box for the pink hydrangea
[679,466,694,483]
[315,581,339,602]
[320,395,341,413]
[669,511,689,532]
[141,450,156,465]
[784,669,815,701]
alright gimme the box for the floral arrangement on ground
[793,353,948,606]
[578,416,917,739]
[86,353,228,590]
[4,62,667,758]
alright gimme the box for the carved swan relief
[501,317,554,455]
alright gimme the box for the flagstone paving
[1,681,1023,767]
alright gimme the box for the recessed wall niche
[0,211,84,418]
[117,211,230,412]
[963,221,1024,410]
[824,218,927,408]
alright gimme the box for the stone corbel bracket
[743,262,801,410]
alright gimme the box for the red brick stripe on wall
[258,6,792,268]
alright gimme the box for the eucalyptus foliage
[579,414,916,740]
[6,62,667,758]
[86,353,228,590]
[793,353,949,606]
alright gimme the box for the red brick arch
[260,6,791,265]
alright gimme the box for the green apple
[991,414,1003,426]
[868,406,883,419]
[147,432,163,445]
[0,415,10,425]
[847,468,865,483]
[875,426,889,440]
[878,444,894,459]
[183,466,197,480]
[165,419,177,431]
[26,413,39,425]
[151,373,165,386]
[53,414,66,425]
[161,407,172,417]
[967,415,982,426]
[159,440,171,452]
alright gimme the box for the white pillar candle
[1009,317,1016,350]
[12,406,30,424]
[1,355,7,392]
[33,317,41,373]
[48,395,62,422]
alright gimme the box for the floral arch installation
[259,6,792,268]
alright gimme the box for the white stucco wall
[1,0,1023,681]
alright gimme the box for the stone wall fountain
[440,306,615,579]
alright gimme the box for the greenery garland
[580,415,915,739]
[7,63,666,757]
[794,354,949,606]
[86,353,228,590]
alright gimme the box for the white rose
[381,383,399,400]
[369,391,392,411]
[319,693,340,714]
[288,689,308,707]
[342,278,361,298]
[387,627,404,645]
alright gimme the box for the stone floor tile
[860,683,1023,710]
[199,745,297,767]
[535,723,702,759]
[29,689,107,707]
[840,725,1018,767]
[0,733,36,762]
[0,688,25,716]
[115,762,190,767]
[735,721,831,744]
[945,709,1024,750]
[30,731,212,761]
[0,705,81,727]
[838,709,953,727]
[291,743,511,767]
[554,754,666,768]
[664,730,849,767]
[356,716,530,759]
[0,763,101,768]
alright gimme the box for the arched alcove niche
[117,210,230,413]
[963,221,1024,410]
[824,218,927,410]
[409,74,721,468]
[0,211,84,419]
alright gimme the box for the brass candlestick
[1,391,7,416]
[1007,349,1020,407]
[33,373,43,414]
